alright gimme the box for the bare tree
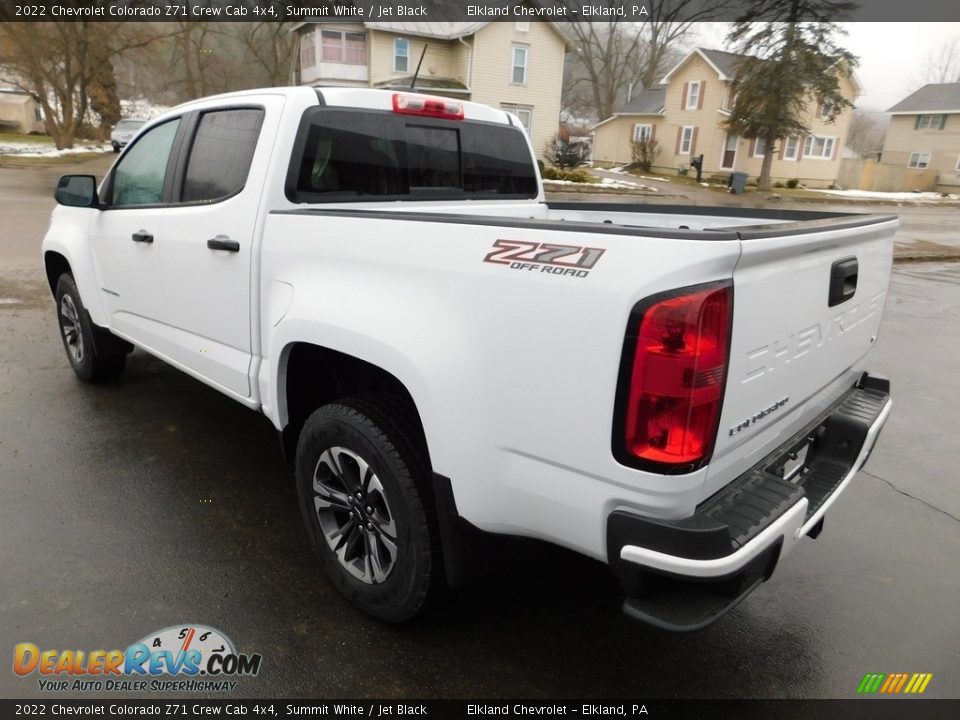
[640,1,737,89]
[563,22,645,123]
[562,1,734,123]
[845,110,886,157]
[913,36,960,87]
[224,21,297,87]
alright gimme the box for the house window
[515,22,530,32]
[802,135,835,159]
[686,81,701,110]
[916,114,945,129]
[818,102,835,119]
[633,124,652,142]
[300,30,316,68]
[394,38,409,73]
[501,103,532,134]
[34,107,42,122]
[321,30,366,65]
[680,126,695,154]
[783,136,799,160]
[752,138,766,158]
[908,152,931,169]
[511,46,528,85]
[956,155,960,172]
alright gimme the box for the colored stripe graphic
[858,672,932,694]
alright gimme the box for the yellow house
[882,84,960,192]
[592,48,860,188]
[293,20,569,154]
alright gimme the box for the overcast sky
[694,22,960,112]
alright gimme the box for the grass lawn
[0,131,54,145]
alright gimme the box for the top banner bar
[2,0,960,23]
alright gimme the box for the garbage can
[728,171,749,194]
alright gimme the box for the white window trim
[515,21,530,32]
[802,135,836,160]
[955,155,960,172]
[511,46,528,85]
[394,37,409,73]
[783,136,799,161]
[680,126,694,154]
[752,138,766,158]
[917,114,943,129]
[633,124,652,142]
[686,81,701,110]
[908,152,932,169]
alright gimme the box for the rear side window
[289,108,537,202]
[183,108,264,203]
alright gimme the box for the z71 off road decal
[483,240,605,278]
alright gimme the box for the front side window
[686,81,701,109]
[802,135,835,159]
[753,138,766,157]
[680,126,694,154]
[111,118,181,207]
[908,152,931,169]
[394,38,409,73]
[512,46,528,85]
[183,109,264,203]
[290,109,538,201]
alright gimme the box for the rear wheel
[295,395,441,622]
[55,274,126,382]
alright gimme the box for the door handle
[131,231,153,243]
[207,235,240,252]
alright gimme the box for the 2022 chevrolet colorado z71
[43,87,894,630]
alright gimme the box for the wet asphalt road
[1,156,958,700]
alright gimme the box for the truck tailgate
[702,215,898,499]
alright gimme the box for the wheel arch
[277,342,431,467]
[44,250,72,296]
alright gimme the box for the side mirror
[55,175,99,208]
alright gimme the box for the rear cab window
[287,108,538,202]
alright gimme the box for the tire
[55,274,126,382]
[295,395,441,622]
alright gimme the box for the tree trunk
[758,135,777,191]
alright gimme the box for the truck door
[154,97,284,399]
[89,117,183,342]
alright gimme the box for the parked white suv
[43,88,894,629]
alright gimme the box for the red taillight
[622,285,731,468]
[392,93,464,120]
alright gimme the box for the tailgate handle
[829,257,858,307]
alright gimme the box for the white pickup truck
[43,87,895,630]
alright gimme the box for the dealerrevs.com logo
[13,624,261,692]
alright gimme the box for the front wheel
[55,274,126,382]
[295,396,441,622]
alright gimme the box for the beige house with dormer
[592,48,860,188]
[292,19,569,154]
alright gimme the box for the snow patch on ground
[0,142,111,157]
[544,177,658,192]
[815,189,960,201]
[119,98,172,120]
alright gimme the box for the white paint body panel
[41,87,898,568]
